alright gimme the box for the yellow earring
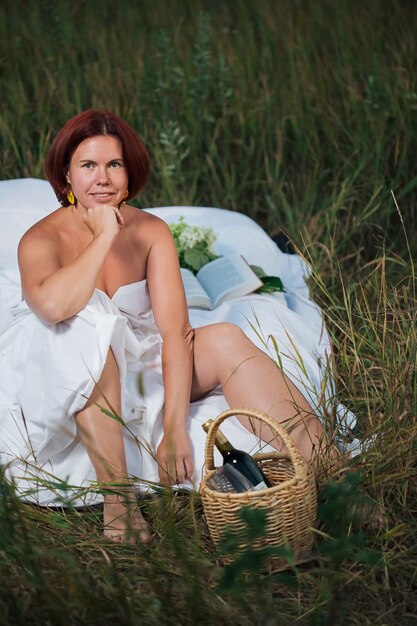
[123,190,129,201]
[67,190,75,205]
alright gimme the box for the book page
[180,268,213,309]
[196,254,263,308]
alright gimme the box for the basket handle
[204,407,308,478]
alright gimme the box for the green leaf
[256,276,285,293]
[183,247,210,272]
[99,406,125,425]
[250,264,266,278]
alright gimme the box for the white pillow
[0,178,58,268]
[144,206,290,276]
[0,179,58,310]
[145,206,312,309]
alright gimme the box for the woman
[9,110,328,543]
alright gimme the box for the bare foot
[103,492,152,545]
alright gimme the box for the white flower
[178,225,217,252]
[170,217,218,272]
[178,227,200,249]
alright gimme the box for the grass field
[0,1,416,624]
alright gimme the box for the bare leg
[75,348,151,544]
[191,323,331,462]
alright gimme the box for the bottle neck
[214,429,234,454]
[202,419,234,455]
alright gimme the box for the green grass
[0,0,416,624]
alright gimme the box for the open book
[180,253,263,309]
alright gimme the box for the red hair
[45,110,150,206]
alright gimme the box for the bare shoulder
[17,209,62,272]
[18,208,62,257]
[124,206,174,245]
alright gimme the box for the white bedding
[0,178,356,505]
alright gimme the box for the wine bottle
[207,464,255,493]
[202,419,272,490]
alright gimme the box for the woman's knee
[192,323,250,397]
[208,322,248,352]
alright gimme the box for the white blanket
[0,179,356,506]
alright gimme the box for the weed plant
[0,0,416,624]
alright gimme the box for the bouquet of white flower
[169,217,284,294]
[169,217,219,273]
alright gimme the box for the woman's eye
[82,163,93,169]
[110,161,122,168]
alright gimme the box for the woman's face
[66,135,129,210]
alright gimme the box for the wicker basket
[200,408,317,571]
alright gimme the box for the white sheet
[0,178,357,506]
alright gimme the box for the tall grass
[1,1,417,246]
[0,0,416,624]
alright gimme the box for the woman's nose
[96,167,109,184]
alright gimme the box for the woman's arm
[145,218,195,485]
[18,204,122,324]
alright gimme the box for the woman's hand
[156,429,194,485]
[82,204,125,239]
